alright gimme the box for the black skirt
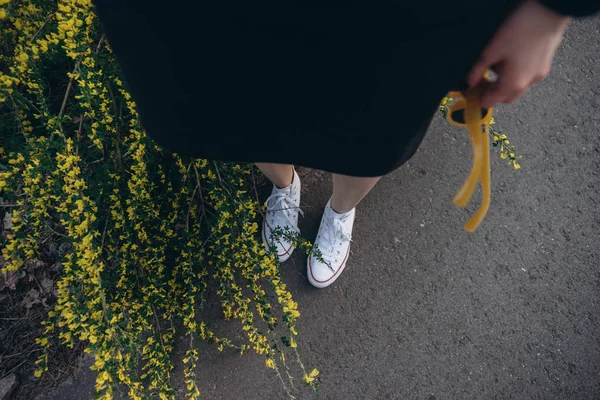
[94,0,521,176]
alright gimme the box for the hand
[467,0,571,108]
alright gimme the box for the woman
[94,0,599,288]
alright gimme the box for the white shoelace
[265,191,303,234]
[319,213,352,266]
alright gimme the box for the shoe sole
[262,219,294,263]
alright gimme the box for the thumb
[467,60,489,88]
[467,48,502,88]
[480,63,508,108]
[480,81,504,109]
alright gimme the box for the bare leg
[255,162,294,189]
[331,173,381,214]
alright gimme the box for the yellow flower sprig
[440,96,521,169]
[491,124,521,169]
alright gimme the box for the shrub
[0,1,316,398]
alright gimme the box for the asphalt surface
[38,16,599,400]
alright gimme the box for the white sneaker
[262,169,302,262]
[307,199,355,288]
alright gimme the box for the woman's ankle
[255,163,294,189]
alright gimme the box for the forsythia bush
[0,1,317,398]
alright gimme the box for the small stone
[40,278,54,294]
[0,373,18,400]
[2,212,12,231]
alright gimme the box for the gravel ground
[38,15,600,400]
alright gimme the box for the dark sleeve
[537,0,600,17]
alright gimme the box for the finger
[467,60,490,88]
[467,48,501,88]
[481,62,538,108]
[481,81,506,108]
[480,63,510,108]
[501,66,535,105]
[533,64,551,84]
[505,63,551,103]
[504,83,530,104]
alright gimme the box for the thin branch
[212,161,224,183]
[251,166,265,218]
[212,161,234,199]
[44,222,67,238]
[95,34,106,54]
[54,35,106,140]
[100,215,110,249]
[58,62,80,120]
[185,180,200,231]
[0,359,28,380]
[151,303,167,353]
[76,114,84,138]
[191,161,208,223]
[30,13,55,44]
[8,94,33,146]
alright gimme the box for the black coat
[94,0,600,176]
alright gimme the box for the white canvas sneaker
[307,199,355,288]
[262,169,302,262]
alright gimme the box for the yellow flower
[265,358,275,369]
[0,8,6,19]
[513,163,521,170]
[500,153,508,159]
[303,370,319,384]
[15,52,28,63]
[97,370,110,385]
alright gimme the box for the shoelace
[265,191,303,234]
[320,213,352,268]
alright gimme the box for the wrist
[531,0,572,28]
